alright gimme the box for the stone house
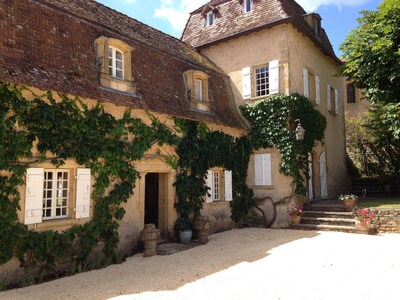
[0,0,349,282]
[344,80,368,118]
[182,0,349,225]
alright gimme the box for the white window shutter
[254,154,262,186]
[327,84,331,111]
[25,168,44,225]
[262,153,272,186]
[205,170,213,203]
[315,75,320,105]
[224,170,233,201]
[242,67,251,100]
[75,168,91,219]
[269,60,279,94]
[335,89,339,114]
[303,68,309,98]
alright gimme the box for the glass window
[347,83,356,103]
[213,171,220,201]
[108,47,124,80]
[244,0,253,13]
[195,79,203,101]
[43,170,69,220]
[206,11,214,26]
[255,66,269,96]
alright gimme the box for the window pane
[347,84,355,103]
[194,79,202,101]
[108,47,112,58]
[213,171,220,200]
[116,70,123,79]
[255,66,269,96]
[116,60,123,70]
[116,50,123,60]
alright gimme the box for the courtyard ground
[1,228,399,300]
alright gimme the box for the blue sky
[96,0,382,56]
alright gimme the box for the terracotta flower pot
[292,215,301,224]
[343,198,357,207]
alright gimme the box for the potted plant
[174,216,192,244]
[339,194,357,207]
[287,204,303,224]
[354,207,376,229]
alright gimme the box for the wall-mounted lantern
[294,119,305,141]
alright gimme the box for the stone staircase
[292,201,358,233]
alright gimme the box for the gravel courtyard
[1,228,399,300]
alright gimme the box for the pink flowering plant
[354,207,376,225]
[287,204,303,217]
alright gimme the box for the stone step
[301,216,356,226]
[292,223,357,233]
[302,210,354,218]
[302,204,353,212]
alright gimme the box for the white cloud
[296,0,369,12]
[154,0,208,32]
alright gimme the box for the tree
[340,0,400,105]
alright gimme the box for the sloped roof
[182,0,340,64]
[0,0,245,129]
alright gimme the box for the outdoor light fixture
[294,119,305,141]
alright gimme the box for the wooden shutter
[205,170,213,203]
[303,68,309,98]
[242,67,251,100]
[254,154,272,186]
[335,89,339,114]
[327,84,331,111]
[315,75,320,105]
[262,154,272,186]
[254,154,262,186]
[25,168,44,225]
[269,60,279,94]
[224,170,233,201]
[75,168,91,219]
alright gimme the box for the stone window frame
[184,70,211,112]
[95,36,137,94]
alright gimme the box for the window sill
[28,218,87,232]
[207,200,229,206]
[246,95,271,102]
[100,74,137,94]
[253,185,274,190]
[190,100,211,112]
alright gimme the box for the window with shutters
[242,60,279,100]
[95,36,137,94]
[205,169,233,203]
[303,68,320,104]
[327,84,339,115]
[184,70,210,111]
[24,168,91,225]
[254,153,272,186]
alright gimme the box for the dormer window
[108,47,124,79]
[184,70,210,111]
[244,0,253,13]
[95,36,137,94]
[206,10,214,26]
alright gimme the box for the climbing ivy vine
[241,93,327,195]
[0,83,176,273]
[0,83,325,287]
[173,120,253,230]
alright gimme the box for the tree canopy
[340,0,400,105]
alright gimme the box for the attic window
[244,0,253,13]
[206,10,214,26]
[184,70,210,112]
[314,18,321,36]
[95,36,137,94]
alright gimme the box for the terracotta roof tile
[182,0,339,63]
[0,0,246,129]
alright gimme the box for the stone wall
[371,209,400,233]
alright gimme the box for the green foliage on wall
[241,93,327,195]
[0,83,174,271]
[173,119,253,230]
